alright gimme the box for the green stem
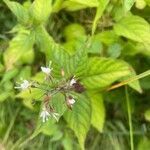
[2,107,20,144]
[108,70,150,91]
[125,86,134,150]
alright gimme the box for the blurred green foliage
[0,0,150,150]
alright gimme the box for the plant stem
[107,70,150,91]
[125,86,134,150]
[2,106,20,144]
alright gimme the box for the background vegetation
[0,0,150,150]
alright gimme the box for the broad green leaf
[4,0,29,24]
[35,26,88,79]
[52,0,63,13]
[0,91,12,102]
[81,57,130,89]
[92,0,110,34]
[62,0,99,11]
[50,44,71,78]
[123,0,135,12]
[16,66,32,81]
[4,30,35,70]
[114,15,150,48]
[62,134,73,150]
[122,67,142,93]
[107,43,122,58]
[69,0,99,7]
[94,30,119,45]
[30,0,52,24]
[64,93,91,150]
[16,88,43,109]
[51,93,67,116]
[0,68,19,84]
[88,92,105,132]
[62,1,87,11]
[87,37,103,54]
[69,46,88,77]
[34,26,53,60]
[36,119,59,136]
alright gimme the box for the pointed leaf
[4,30,35,70]
[4,0,29,24]
[88,92,105,132]
[30,0,52,23]
[81,57,130,89]
[114,15,150,47]
[92,0,110,34]
[64,93,91,150]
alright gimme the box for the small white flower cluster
[15,61,77,123]
[41,61,53,75]
[70,78,76,86]
[14,80,30,90]
[40,106,60,123]
[67,97,76,109]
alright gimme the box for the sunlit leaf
[4,30,35,70]
[81,57,130,89]
[88,92,105,132]
[64,93,91,150]
[30,0,52,24]
[114,15,150,48]
[4,0,29,24]
[92,0,110,34]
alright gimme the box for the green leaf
[69,46,88,77]
[16,88,43,109]
[69,0,99,7]
[4,30,35,70]
[4,0,29,24]
[16,66,32,81]
[123,0,135,12]
[94,30,118,45]
[114,15,150,47]
[52,0,64,13]
[107,43,122,58]
[36,119,59,136]
[81,57,130,89]
[0,91,12,102]
[88,92,105,132]
[92,0,110,34]
[64,93,91,150]
[30,0,52,24]
[122,67,142,93]
[51,93,67,116]
[1,68,19,84]
[34,26,53,60]
[62,0,99,11]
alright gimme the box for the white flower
[41,67,52,75]
[40,107,50,122]
[66,96,76,109]
[68,98,75,105]
[41,61,53,75]
[70,78,76,86]
[40,106,60,123]
[14,80,30,90]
